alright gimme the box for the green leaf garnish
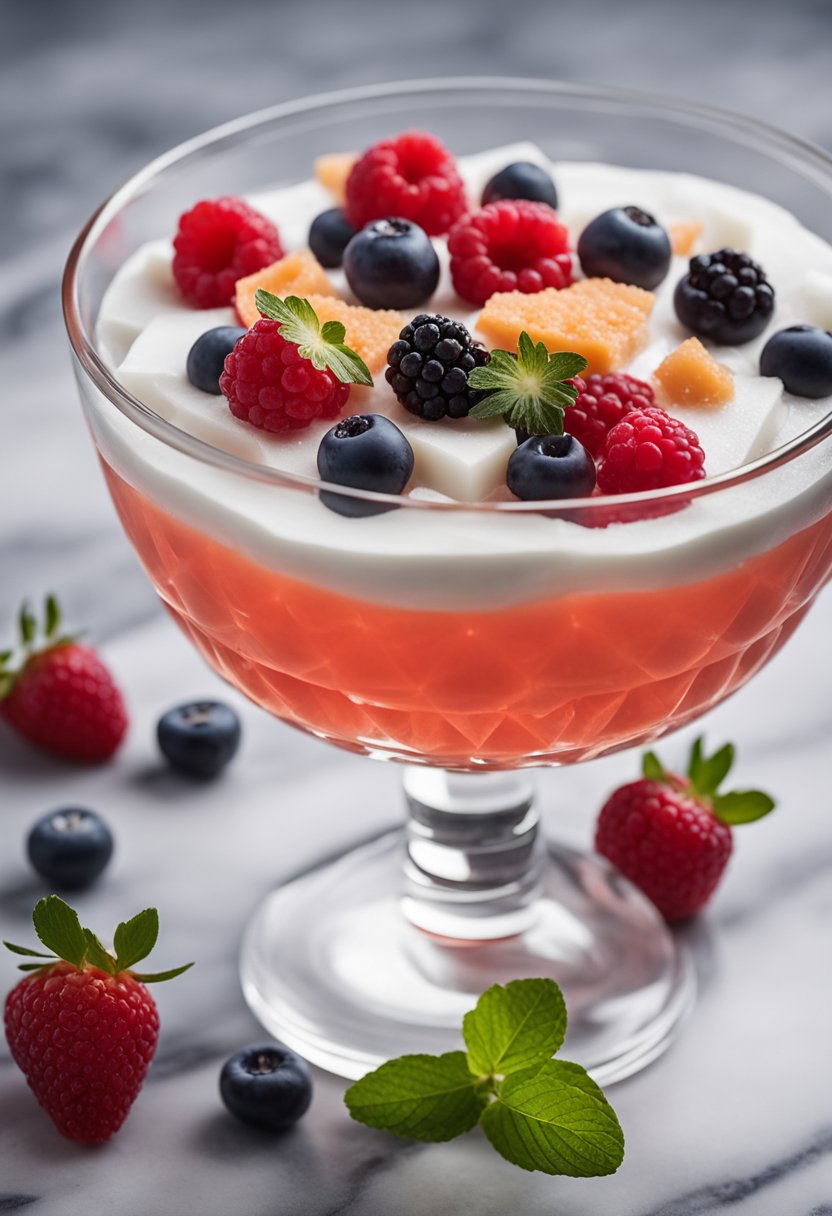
[5,897,192,982]
[463,977,566,1078]
[345,1052,488,1142]
[253,292,373,387]
[641,750,668,782]
[130,964,194,984]
[345,977,623,1178]
[711,790,776,824]
[468,332,588,436]
[481,1060,625,1177]
[640,736,775,827]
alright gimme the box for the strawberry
[4,896,192,1143]
[595,738,775,921]
[0,595,127,762]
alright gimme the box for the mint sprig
[643,736,776,826]
[345,978,624,1177]
[253,291,373,387]
[3,895,193,984]
[468,332,588,436]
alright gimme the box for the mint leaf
[32,896,87,968]
[253,291,373,386]
[345,1052,488,1142]
[712,790,776,825]
[463,978,566,1078]
[481,1060,625,1177]
[113,908,159,972]
[688,737,734,798]
[468,333,586,437]
[83,929,116,974]
[131,963,194,984]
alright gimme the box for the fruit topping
[508,433,596,501]
[221,294,370,433]
[309,208,356,269]
[562,372,654,457]
[654,336,734,408]
[234,249,337,328]
[0,596,128,763]
[157,700,241,779]
[577,206,672,290]
[187,325,246,393]
[595,738,775,921]
[314,151,358,202]
[481,161,559,209]
[386,314,489,420]
[669,221,703,257]
[344,217,440,309]
[345,131,466,236]
[449,199,572,307]
[597,406,705,494]
[674,248,775,344]
[317,414,414,517]
[4,896,192,1142]
[759,324,832,398]
[27,807,114,889]
[477,278,654,375]
[220,1043,313,1131]
[305,294,405,375]
[468,330,587,436]
[172,197,284,308]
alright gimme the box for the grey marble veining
[2,1,832,1212]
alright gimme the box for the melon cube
[669,221,702,257]
[314,152,358,203]
[235,250,337,328]
[654,338,734,409]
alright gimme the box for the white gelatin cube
[803,270,832,331]
[394,410,516,501]
[668,374,785,475]
[98,240,183,367]
[700,207,755,254]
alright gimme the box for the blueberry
[578,206,671,290]
[309,208,356,269]
[482,161,558,209]
[157,701,241,778]
[759,325,832,398]
[507,434,597,501]
[220,1042,312,1132]
[343,218,440,310]
[27,808,113,889]
[186,327,246,394]
[317,414,414,517]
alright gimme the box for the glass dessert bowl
[63,80,832,1083]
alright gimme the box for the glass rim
[62,76,832,514]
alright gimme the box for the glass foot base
[240,830,695,1084]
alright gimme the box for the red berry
[172,197,284,308]
[220,319,351,432]
[597,405,705,494]
[595,777,733,922]
[448,199,573,307]
[564,373,655,458]
[5,962,159,1143]
[2,643,128,763]
[345,130,466,237]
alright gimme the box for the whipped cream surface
[91,144,832,610]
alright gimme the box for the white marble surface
[2,1,832,1211]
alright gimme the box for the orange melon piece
[305,294,404,376]
[235,250,337,327]
[477,279,654,375]
[654,337,734,408]
[669,221,703,257]
[314,152,358,203]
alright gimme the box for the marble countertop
[2,1,832,1212]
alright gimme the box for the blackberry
[674,248,775,345]
[385,314,489,421]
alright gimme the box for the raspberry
[564,372,655,458]
[220,319,351,433]
[597,406,705,494]
[448,199,573,307]
[345,131,466,237]
[173,197,284,308]
[385,313,489,420]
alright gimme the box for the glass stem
[401,767,544,940]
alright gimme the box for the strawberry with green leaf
[595,737,776,921]
[4,896,192,1143]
